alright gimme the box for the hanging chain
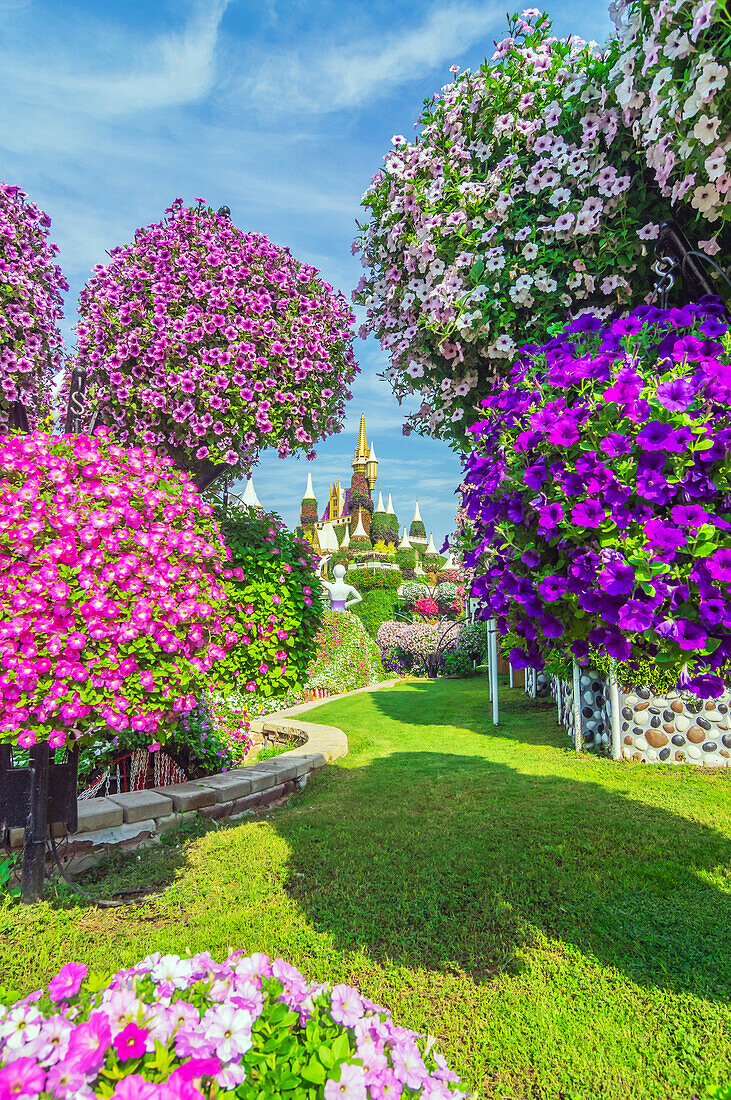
[649,256,677,309]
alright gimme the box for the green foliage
[214,503,325,696]
[0,852,19,901]
[442,652,474,677]
[307,610,386,692]
[327,550,349,576]
[369,512,390,543]
[300,500,318,524]
[350,534,372,551]
[352,589,399,638]
[424,553,446,572]
[256,737,300,761]
[395,547,416,571]
[384,514,400,545]
[333,523,346,545]
[349,569,402,593]
[409,519,426,539]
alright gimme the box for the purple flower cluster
[462,298,731,696]
[0,182,67,431]
[0,951,467,1099]
[66,199,357,476]
[0,428,235,748]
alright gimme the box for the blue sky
[0,0,612,546]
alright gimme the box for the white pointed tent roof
[443,551,459,571]
[319,523,339,552]
[303,466,315,501]
[352,512,368,539]
[340,526,351,548]
[413,499,422,522]
[375,490,385,513]
[338,483,346,515]
[242,475,261,510]
[368,441,377,461]
[386,492,395,516]
[398,526,412,550]
[426,531,438,555]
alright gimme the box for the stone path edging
[11,678,401,875]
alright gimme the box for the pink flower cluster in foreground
[67,198,358,473]
[0,429,235,748]
[0,951,468,1099]
[0,181,67,431]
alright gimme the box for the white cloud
[247,0,501,113]
[2,1,232,118]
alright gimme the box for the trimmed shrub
[0,429,233,749]
[395,547,417,572]
[307,610,386,692]
[352,588,399,638]
[349,569,402,593]
[0,182,67,431]
[409,519,426,540]
[353,11,671,445]
[300,500,318,525]
[401,582,430,606]
[215,504,324,697]
[66,198,357,479]
[369,511,391,544]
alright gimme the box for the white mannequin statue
[318,556,363,612]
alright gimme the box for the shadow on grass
[370,677,566,749]
[274,749,731,1003]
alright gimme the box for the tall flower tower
[349,413,376,536]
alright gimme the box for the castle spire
[426,530,438,555]
[242,474,261,511]
[413,498,422,523]
[398,526,412,550]
[386,492,395,516]
[303,466,315,501]
[352,413,368,472]
[375,490,385,513]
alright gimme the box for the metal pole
[490,619,499,726]
[486,620,493,703]
[508,660,514,689]
[609,660,622,762]
[20,742,50,903]
[572,659,583,753]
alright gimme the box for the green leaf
[331,1032,351,1062]
[301,1061,326,1085]
[695,542,717,557]
[318,1044,334,1069]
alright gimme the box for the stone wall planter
[617,686,731,766]
[549,665,731,768]
[524,668,549,698]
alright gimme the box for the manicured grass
[1,676,730,1099]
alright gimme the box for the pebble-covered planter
[617,687,731,767]
[524,668,549,699]
[551,671,610,754]
[549,670,731,767]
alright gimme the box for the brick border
[9,679,401,875]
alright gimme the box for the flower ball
[67,199,358,480]
[0,181,67,431]
[0,429,235,748]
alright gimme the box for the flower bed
[0,950,468,1098]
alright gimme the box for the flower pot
[615,686,731,767]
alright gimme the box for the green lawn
[1,676,730,1099]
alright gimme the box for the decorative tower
[242,474,263,516]
[349,511,372,551]
[409,499,427,550]
[366,441,378,491]
[300,466,318,530]
[384,489,399,547]
[329,478,342,522]
[349,413,374,537]
[370,489,388,547]
[352,414,369,475]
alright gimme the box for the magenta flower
[65,1012,111,1074]
[113,1076,159,1100]
[48,962,87,1002]
[113,1022,149,1061]
[0,1057,45,1099]
[570,499,605,528]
